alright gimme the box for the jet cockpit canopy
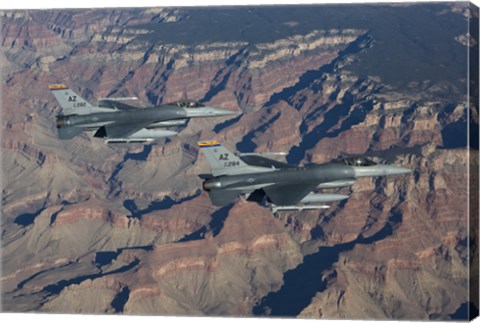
[173,100,205,108]
[341,157,377,166]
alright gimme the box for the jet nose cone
[209,107,237,116]
[387,166,411,175]
[184,106,238,118]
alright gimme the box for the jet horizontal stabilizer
[198,173,214,180]
[208,189,241,207]
[57,126,85,139]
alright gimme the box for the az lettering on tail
[219,153,229,161]
[197,140,272,176]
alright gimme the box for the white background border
[1,0,479,323]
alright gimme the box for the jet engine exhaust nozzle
[56,116,68,128]
[203,179,222,191]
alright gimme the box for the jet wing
[263,183,319,206]
[58,126,85,139]
[98,121,152,139]
[98,99,137,110]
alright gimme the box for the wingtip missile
[271,205,331,212]
[198,140,221,148]
[185,107,237,117]
[48,84,69,90]
[236,152,288,157]
[98,97,139,101]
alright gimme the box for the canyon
[1,3,478,319]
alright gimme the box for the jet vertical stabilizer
[198,140,273,176]
[49,84,113,116]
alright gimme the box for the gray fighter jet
[198,140,411,212]
[49,84,235,143]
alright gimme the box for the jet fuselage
[198,140,411,209]
[49,84,235,142]
[56,105,187,129]
[203,163,410,191]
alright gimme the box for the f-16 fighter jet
[49,84,235,143]
[198,140,411,212]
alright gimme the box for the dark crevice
[123,192,201,220]
[14,209,45,227]
[441,118,468,149]
[146,59,175,105]
[309,225,325,240]
[95,252,118,267]
[177,226,208,242]
[210,204,233,237]
[13,198,49,227]
[108,144,153,196]
[94,245,153,268]
[287,96,375,165]
[39,258,140,296]
[236,112,281,152]
[361,145,423,164]
[214,34,372,139]
[265,33,372,109]
[213,113,243,133]
[448,301,479,320]
[15,262,73,290]
[16,246,148,297]
[111,286,130,313]
[126,144,153,161]
[202,45,250,103]
[178,204,233,242]
[253,206,403,317]
[109,71,136,99]
[262,34,375,165]
[49,209,63,227]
